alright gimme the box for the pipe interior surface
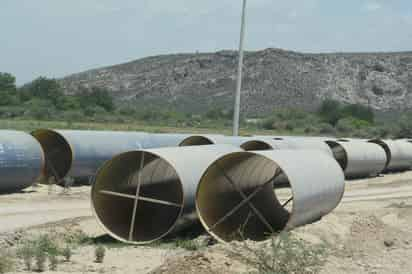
[241,140,274,151]
[31,129,72,179]
[179,136,214,146]
[92,151,183,244]
[326,141,348,171]
[368,139,391,170]
[196,152,290,242]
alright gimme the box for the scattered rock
[384,239,395,247]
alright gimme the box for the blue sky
[1,0,411,84]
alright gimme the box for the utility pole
[232,0,247,136]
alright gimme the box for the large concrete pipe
[240,138,294,151]
[326,141,387,179]
[285,139,334,156]
[143,133,192,149]
[255,136,334,156]
[254,135,336,141]
[31,129,150,182]
[91,145,242,244]
[196,150,344,243]
[0,130,44,193]
[178,134,226,146]
[179,135,255,147]
[368,139,412,172]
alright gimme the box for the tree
[23,77,64,106]
[0,72,16,92]
[318,99,342,126]
[77,86,114,112]
[342,104,374,123]
[396,115,412,138]
[90,87,114,112]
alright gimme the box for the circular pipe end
[325,141,348,171]
[91,151,184,244]
[179,136,214,146]
[368,139,391,170]
[31,129,73,180]
[196,152,291,243]
[241,140,274,151]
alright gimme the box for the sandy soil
[1,171,412,274]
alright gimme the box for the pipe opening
[179,136,214,146]
[31,129,72,180]
[196,152,291,243]
[92,151,184,244]
[326,141,348,171]
[241,140,273,151]
[368,139,391,169]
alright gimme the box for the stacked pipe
[2,130,412,195]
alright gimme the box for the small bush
[62,246,72,262]
[174,239,199,251]
[261,117,276,130]
[36,235,60,256]
[49,254,58,271]
[318,99,342,126]
[18,234,60,272]
[17,243,35,271]
[95,246,106,263]
[319,123,336,135]
[0,251,14,274]
[304,126,317,134]
[35,252,46,272]
[395,116,412,138]
[230,232,326,274]
[63,230,91,245]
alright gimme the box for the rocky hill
[60,48,412,115]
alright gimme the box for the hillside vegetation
[1,71,412,138]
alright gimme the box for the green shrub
[0,251,14,274]
[174,238,199,251]
[230,232,326,274]
[0,106,25,118]
[318,99,342,126]
[0,92,20,106]
[60,110,84,122]
[17,242,36,271]
[35,252,46,272]
[36,235,60,256]
[95,245,106,263]
[0,72,16,92]
[48,254,58,271]
[84,105,107,117]
[23,77,64,106]
[261,117,276,130]
[318,99,375,126]
[319,123,336,135]
[342,104,374,123]
[23,99,56,120]
[395,116,412,138]
[62,246,72,262]
[304,126,318,134]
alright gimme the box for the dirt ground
[1,171,412,274]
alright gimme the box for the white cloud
[403,13,412,25]
[364,1,382,12]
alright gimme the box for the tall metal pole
[232,0,247,136]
